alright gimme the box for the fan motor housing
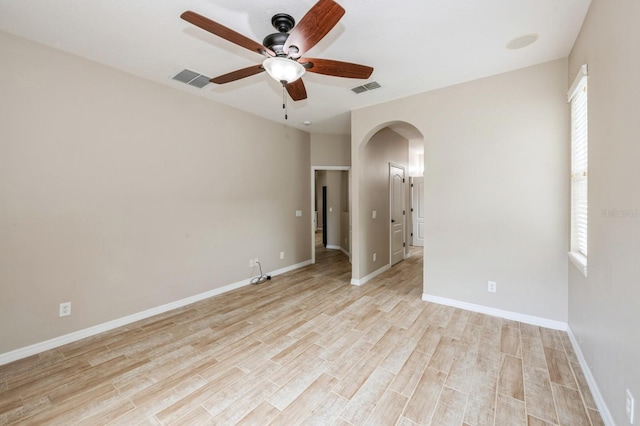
[263,32,289,55]
[271,13,295,33]
[263,13,295,56]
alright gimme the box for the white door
[390,164,405,266]
[411,177,425,247]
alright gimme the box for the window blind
[569,65,588,258]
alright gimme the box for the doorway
[350,121,424,285]
[311,166,351,264]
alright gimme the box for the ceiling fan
[180,0,374,103]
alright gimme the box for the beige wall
[568,0,640,423]
[359,128,409,277]
[0,32,311,354]
[352,59,569,322]
[310,133,350,166]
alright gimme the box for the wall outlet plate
[280,251,285,260]
[488,281,497,293]
[59,302,71,317]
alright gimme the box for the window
[568,64,588,276]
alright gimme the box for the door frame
[411,176,425,247]
[389,163,406,266]
[310,166,351,264]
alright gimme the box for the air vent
[351,81,381,94]
[172,69,211,88]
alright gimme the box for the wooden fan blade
[181,11,274,56]
[300,58,373,79]
[286,79,307,101]
[210,65,265,84]
[284,0,345,58]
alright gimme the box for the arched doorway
[350,121,425,286]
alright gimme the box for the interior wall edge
[350,264,391,286]
[566,326,615,426]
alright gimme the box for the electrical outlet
[373,253,377,262]
[249,258,254,268]
[255,258,259,266]
[59,302,71,317]
[280,251,285,260]
[488,281,497,293]
[627,389,635,424]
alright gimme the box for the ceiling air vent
[172,69,211,89]
[351,81,381,94]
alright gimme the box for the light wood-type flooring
[1,239,603,425]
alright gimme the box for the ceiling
[0,0,591,135]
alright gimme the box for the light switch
[295,210,302,217]
[372,210,377,219]
[329,207,333,213]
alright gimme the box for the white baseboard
[326,245,350,258]
[269,259,313,277]
[351,264,390,286]
[421,293,567,331]
[0,259,312,366]
[566,326,615,426]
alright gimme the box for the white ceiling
[0,0,591,135]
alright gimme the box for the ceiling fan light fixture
[263,57,305,84]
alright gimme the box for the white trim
[312,166,351,171]
[351,264,390,286]
[421,294,567,330]
[270,259,313,277]
[568,251,588,276]
[568,64,588,101]
[0,259,312,366]
[326,244,350,258]
[566,326,615,426]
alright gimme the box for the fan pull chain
[282,83,288,120]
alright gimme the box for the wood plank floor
[0,241,603,425]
